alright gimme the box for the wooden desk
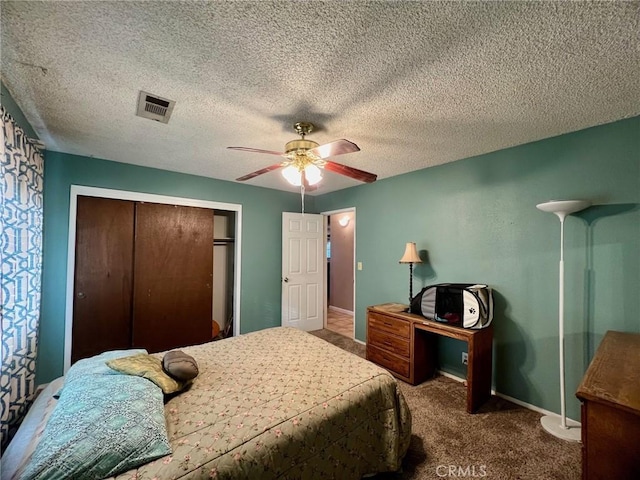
[576,331,640,480]
[366,303,493,413]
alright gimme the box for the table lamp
[399,242,422,304]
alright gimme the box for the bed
[3,327,411,479]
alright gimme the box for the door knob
[77,292,86,299]
[283,277,289,283]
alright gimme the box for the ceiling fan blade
[227,146,284,156]
[323,160,377,183]
[307,139,360,159]
[236,163,284,181]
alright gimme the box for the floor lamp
[536,200,590,442]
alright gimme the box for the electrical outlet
[462,352,468,365]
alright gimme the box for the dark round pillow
[162,350,199,381]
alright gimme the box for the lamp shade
[399,242,421,264]
[282,165,302,186]
[304,164,322,185]
[281,164,323,186]
[536,200,591,221]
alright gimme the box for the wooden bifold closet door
[72,197,135,364]
[72,196,214,363]
[132,202,213,353]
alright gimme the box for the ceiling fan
[228,122,377,189]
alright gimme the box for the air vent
[136,91,175,124]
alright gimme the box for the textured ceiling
[2,1,639,194]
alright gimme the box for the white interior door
[282,212,324,331]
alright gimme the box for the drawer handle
[383,340,392,345]
[383,322,393,326]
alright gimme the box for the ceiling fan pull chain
[300,184,305,215]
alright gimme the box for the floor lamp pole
[558,216,567,429]
[537,200,590,442]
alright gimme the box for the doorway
[323,208,355,338]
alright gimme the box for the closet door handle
[283,277,289,283]
[77,292,86,299]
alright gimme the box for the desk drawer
[367,344,410,378]
[368,328,410,357]
[368,312,411,338]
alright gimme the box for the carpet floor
[309,328,581,480]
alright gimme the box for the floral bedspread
[111,327,411,480]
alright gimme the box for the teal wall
[315,116,640,420]
[39,152,304,383]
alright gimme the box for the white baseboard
[353,338,365,346]
[328,305,354,315]
[436,369,581,425]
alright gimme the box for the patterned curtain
[0,106,44,452]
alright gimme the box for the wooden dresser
[366,303,433,385]
[576,331,640,480]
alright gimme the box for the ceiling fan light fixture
[281,164,323,186]
[231,121,376,186]
[304,164,322,185]
[282,165,302,186]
